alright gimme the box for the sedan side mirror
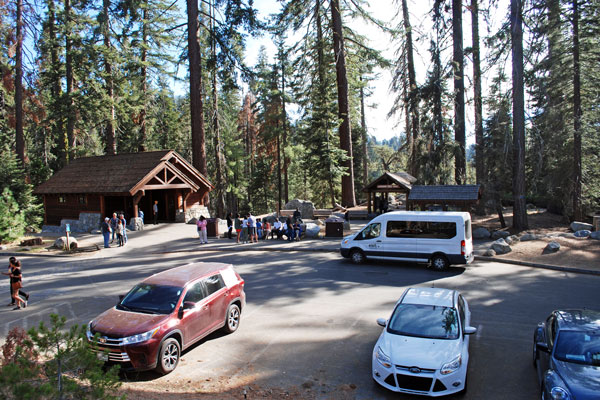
[464,326,477,335]
[536,342,550,353]
[118,294,125,302]
[376,318,387,327]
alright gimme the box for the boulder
[505,235,520,245]
[491,238,512,255]
[590,231,600,240]
[53,236,78,250]
[491,230,511,240]
[284,199,316,219]
[304,223,321,239]
[484,248,496,257]
[570,221,593,232]
[314,219,324,226]
[558,232,575,239]
[520,233,540,241]
[574,230,591,238]
[473,227,491,239]
[20,237,43,246]
[129,217,144,231]
[545,241,561,252]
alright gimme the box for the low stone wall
[42,212,102,233]
[178,206,211,223]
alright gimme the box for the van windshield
[356,223,381,240]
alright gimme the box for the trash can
[325,221,344,237]
[206,218,220,237]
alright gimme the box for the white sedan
[372,287,477,396]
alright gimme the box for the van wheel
[430,255,449,271]
[350,249,365,264]
[156,338,180,375]
[223,303,241,334]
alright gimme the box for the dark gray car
[533,309,600,400]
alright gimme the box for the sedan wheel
[350,250,365,264]
[223,304,241,334]
[156,338,180,375]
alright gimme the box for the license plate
[97,352,108,362]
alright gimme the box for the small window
[183,282,207,304]
[78,195,86,205]
[203,274,225,296]
[58,195,67,203]
[356,223,381,240]
[386,220,420,238]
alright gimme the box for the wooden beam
[142,184,192,190]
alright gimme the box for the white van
[340,211,474,270]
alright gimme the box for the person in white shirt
[241,216,249,243]
[248,213,257,243]
[272,218,283,239]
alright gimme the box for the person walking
[248,212,257,243]
[3,256,19,306]
[153,200,159,225]
[9,259,28,310]
[226,212,233,239]
[101,217,111,248]
[234,213,242,243]
[119,213,128,244]
[109,212,119,243]
[197,215,208,244]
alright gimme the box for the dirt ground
[472,208,600,270]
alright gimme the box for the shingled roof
[34,150,212,196]
[408,185,481,202]
[363,171,416,192]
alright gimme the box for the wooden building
[407,185,481,211]
[34,150,213,226]
[362,171,417,214]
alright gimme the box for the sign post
[65,223,71,251]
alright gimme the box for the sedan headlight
[375,346,392,368]
[440,355,461,375]
[122,327,159,345]
[550,387,570,400]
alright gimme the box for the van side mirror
[376,318,387,327]
[464,326,477,335]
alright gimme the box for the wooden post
[593,215,600,232]
[132,190,144,218]
[100,195,105,218]
[367,190,372,214]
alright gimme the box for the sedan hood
[91,307,171,337]
[555,359,600,398]
[379,332,462,370]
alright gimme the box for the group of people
[223,209,303,243]
[3,256,29,310]
[101,212,128,248]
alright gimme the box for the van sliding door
[382,220,419,260]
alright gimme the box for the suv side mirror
[536,342,550,353]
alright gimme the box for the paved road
[1,250,599,399]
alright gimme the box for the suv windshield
[554,331,600,366]
[388,304,459,339]
[118,283,183,314]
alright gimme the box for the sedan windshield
[118,283,183,314]
[388,304,459,339]
[554,331,600,366]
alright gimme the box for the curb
[153,245,340,255]
[474,256,600,276]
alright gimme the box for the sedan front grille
[395,374,433,392]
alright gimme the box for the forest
[0,0,598,242]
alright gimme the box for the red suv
[86,262,245,374]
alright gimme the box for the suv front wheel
[156,337,180,375]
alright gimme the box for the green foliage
[0,188,26,243]
[0,314,123,400]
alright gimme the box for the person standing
[116,220,125,247]
[101,217,111,248]
[241,215,249,244]
[234,213,242,243]
[119,213,128,244]
[109,212,119,243]
[197,215,208,244]
[9,259,28,310]
[248,212,257,243]
[226,212,233,239]
[153,200,159,225]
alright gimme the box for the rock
[129,217,144,231]
[545,241,561,252]
[520,233,541,241]
[484,249,496,257]
[314,219,324,226]
[0,245,7,250]
[491,230,510,240]
[570,221,593,232]
[284,199,316,219]
[20,237,43,246]
[574,230,591,238]
[188,217,198,224]
[590,231,600,240]
[491,238,512,255]
[558,232,575,239]
[53,236,78,250]
[505,235,520,245]
[473,227,491,239]
[304,223,321,238]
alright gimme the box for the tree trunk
[402,0,419,178]
[433,0,443,170]
[103,0,116,155]
[453,0,466,185]
[138,6,148,152]
[210,0,225,217]
[276,119,282,212]
[510,0,528,230]
[280,49,289,204]
[65,0,76,162]
[187,0,207,175]
[15,0,26,168]
[47,0,65,167]
[331,0,356,208]
[572,0,582,221]
[471,0,485,213]
[360,77,368,188]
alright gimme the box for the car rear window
[388,303,459,340]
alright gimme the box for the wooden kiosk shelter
[363,171,417,214]
[34,150,213,225]
[407,185,482,211]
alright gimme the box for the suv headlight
[122,327,159,345]
[375,346,392,368]
[441,355,461,375]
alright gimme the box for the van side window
[386,220,419,238]
[420,221,457,239]
[356,223,381,240]
[203,274,225,296]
